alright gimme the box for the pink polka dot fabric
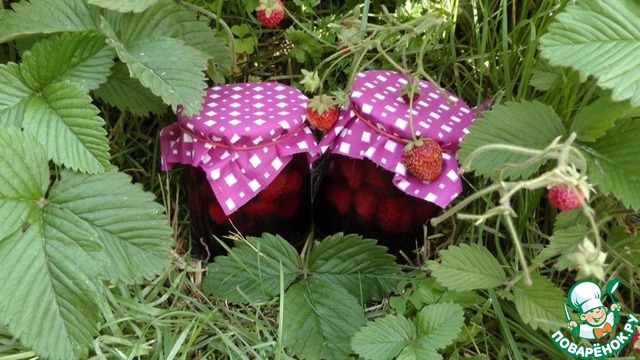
[160,83,319,215]
[319,70,479,209]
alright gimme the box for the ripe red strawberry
[548,185,584,211]
[631,328,640,354]
[243,200,278,218]
[208,202,228,224]
[338,156,364,190]
[376,196,413,233]
[258,171,289,201]
[401,137,443,182]
[324,184,352,214]
[306,95,339,131]
[282,169,304,195]
[353,189,379,221]
[256,0,284,27]
[279,195,301,219]
[401,82,422,104]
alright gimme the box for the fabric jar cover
[319,70,478,209]
[160,82,319,215]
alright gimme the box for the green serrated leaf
[47,167,174,283]
[535,225,589,270]
[101,17,208,116]
[0,127,47,240]
[0,128,105,360]
[570,97,633,142]
[88,0,160,13]
[0,0,100,43]
[23,81,109,174]
[513,274,566,332]
[351,315,416,360]
[0,62,33,127]
[396,339,441,360]
[458,101,566,179]
[117,0,231,74]
[415,303,464,350]
[540,0,640,106]
[439,290,484,308]
[202,234,300,303]
[308,233,400,302]
[428,243,506,291]
[0,214,102,360]
[283,277,366,360]
[585,119,640,210]
[20,32,115,91]
[92,62,166,116]
[529,62,561,92]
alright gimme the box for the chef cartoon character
[566,280,620,341]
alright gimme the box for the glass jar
[160,83,318,257]
[314,154,437,255]
[315,70,477,256]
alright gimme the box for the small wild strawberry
[548,185,584,211]
[256,0,284,27]
[306,95,339,131]
[401,137,443,182]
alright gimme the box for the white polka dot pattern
[319,70,478,209]
[160,83,319,215]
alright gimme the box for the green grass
[2,0,639,359]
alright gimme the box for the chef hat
[569,281,603,313]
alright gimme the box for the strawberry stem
[406,74,420,142]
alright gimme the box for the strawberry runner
[319,70,481,209]
[160,82,319,215]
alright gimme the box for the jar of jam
[315,70,478,256]
[160,83,318,256]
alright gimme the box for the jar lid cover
[161,82,319,215]
[320,70,480,209]
[176,82,309,147]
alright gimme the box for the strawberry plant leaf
[513,274,566,332]
[457,101,565,180]
[202,234,301,303]
[540,0,640,106]
[428,243,506,291]
[88,0,160,13]
[529,62,561,92]
[0,137,173,359]
[535,225,589,270]
[570,97,633,142]
[117,0,231,77]
[20,32,116,91]
[415,302,464,350]
[100,17,208,117]
[0,63,33,127]
[351,315,416,360]
[0,0,100,43]
[0,128,103,360]
[93,62,167,116]
[585,119,640,210]
[283,277,366,359]
[396,339,441,360]
[47,167,174,283]
[23,81,110,174]
[307,233,400,302]
[0,127,48,240]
